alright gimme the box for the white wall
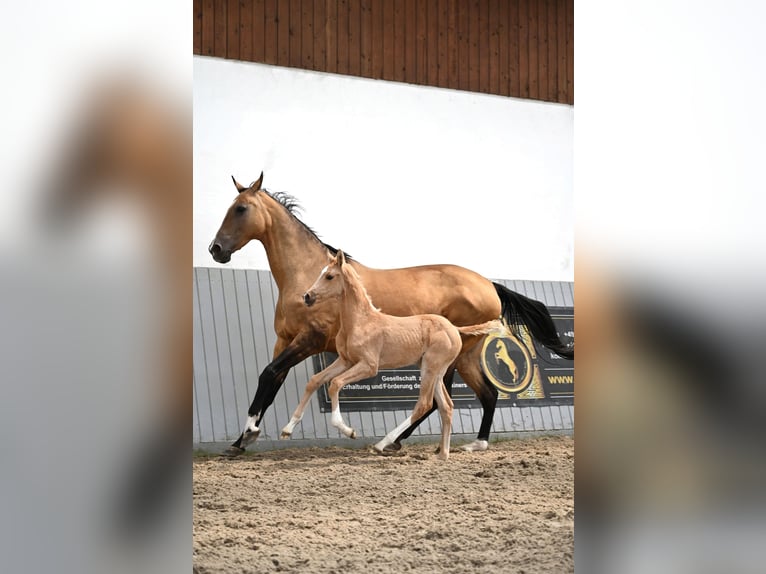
[194,56,572,281]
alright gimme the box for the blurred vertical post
[577,1,766,572]
[0,2,191,573]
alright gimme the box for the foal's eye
[325,274,334,281]
[235,204,247,214]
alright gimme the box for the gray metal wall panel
[193,267,574,445]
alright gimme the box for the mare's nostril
[209,242,222,255]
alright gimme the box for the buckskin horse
[209,173,573,455]
[282,250,503,460]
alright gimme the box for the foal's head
[208,173,267,263]
[303,250,350,307]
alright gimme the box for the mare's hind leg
[281,357,349,438]
[384,365,456,451]
[455,344,498,452]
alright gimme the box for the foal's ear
[231,176,247,193]
[337,250,347,267]
[251,171,264,191]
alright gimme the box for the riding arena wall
[193,268,573,449]
[193,10,573,448]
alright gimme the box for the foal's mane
[339,258,378,311]
[258,186,351,260]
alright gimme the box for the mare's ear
[337,250,346,267]
[251,171,264,191]
[231,176,247,193]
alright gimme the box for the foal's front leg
[281,357,349,439]
[328,362,377,438]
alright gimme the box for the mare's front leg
[225,329,328,456]
[327,362,377,438]
[281,357,349,438]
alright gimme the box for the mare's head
[208,172,268,263]
[303,250,350,307]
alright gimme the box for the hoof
[280,431,291,440]
[349,430,357,439]
[460,439,489,453]
[371,443,404,457]
[222,445,245,458]
[383,441,402,452]
[240,428,261,448]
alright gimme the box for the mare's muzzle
[208,240,232,264]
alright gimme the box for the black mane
[262,188,351,260]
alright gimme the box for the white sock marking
[374,416,413,452]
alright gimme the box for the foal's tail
[493,282,574,359]
[457,319,506,337]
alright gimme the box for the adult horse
[209,173,573,455]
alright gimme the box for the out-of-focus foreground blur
[576,2,766,573]
[0,2,190,573]
[1,1,765,573]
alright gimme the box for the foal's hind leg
[384,364,456,452]
[433,377,455,461]
[375,356,452,457]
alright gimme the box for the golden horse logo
[494,339,519,383]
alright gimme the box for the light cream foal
[280,250,502,460]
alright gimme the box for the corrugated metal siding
[193,266,573,445]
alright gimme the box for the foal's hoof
[349,430,357,439]
[222,445,246,458]
[280,431,291,440]
[383,441,402,452]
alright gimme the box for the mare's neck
[258,194,332,291]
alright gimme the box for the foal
[280,250,502,460]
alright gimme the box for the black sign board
[313,307,573,412]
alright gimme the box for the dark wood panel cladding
[194,0,573,104]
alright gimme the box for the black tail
[493,282,574,360]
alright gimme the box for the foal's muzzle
[208,240,232,264]
[303,292,316,307]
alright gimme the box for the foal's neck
[339,272,378,329]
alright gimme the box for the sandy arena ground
[193,435,573,573]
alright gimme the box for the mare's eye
[235,205,247,214]
[325,274,334,281]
